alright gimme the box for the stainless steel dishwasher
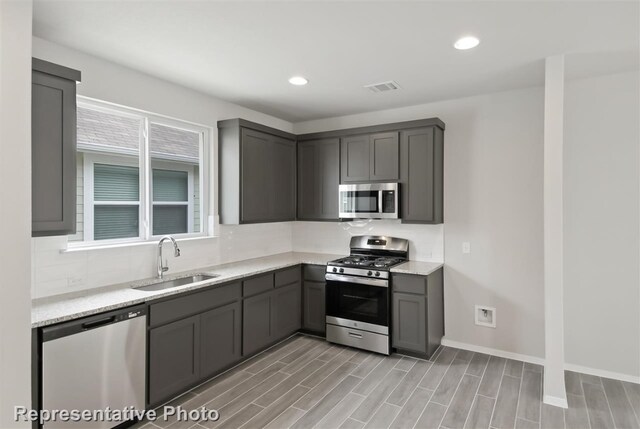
[42,305,146,429]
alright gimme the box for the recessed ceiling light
[289,76,308,86]
[454,36,480,50]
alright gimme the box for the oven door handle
[325,273,389,288]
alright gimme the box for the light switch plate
[462,242,471,254]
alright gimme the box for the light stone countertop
[31,252,445,328]
[31,252,341,328]
[390,260,444,276]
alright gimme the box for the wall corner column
[543,55,568,408]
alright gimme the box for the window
[70,98,209,245]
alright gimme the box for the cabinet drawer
[275,266,300,288]
[243,273,274,296]
[150,282,241,327]
[392,274,426,295]
[303,265,326,282]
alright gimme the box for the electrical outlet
[67,276,84,288]
[475,305,496,328]
[462,242,471,254]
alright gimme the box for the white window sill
[61,234,219,253]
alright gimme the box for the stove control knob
[339,268,344,273]
[367,271,373,276]
[375,271,380,277]
[332,267,337,273]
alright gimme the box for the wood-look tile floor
[133,334,640,429]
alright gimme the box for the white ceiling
[33,1,639,122]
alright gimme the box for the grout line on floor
[461,352,491,429]
[600,380,618,429]
[514,360,525,427]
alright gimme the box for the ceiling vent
[364,80,401,93]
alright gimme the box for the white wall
[295,87,547,359]
[564,70,640,379]
[32,38,295,299]
[0,1,33,426]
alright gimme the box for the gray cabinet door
[241,128,296,223]
[303,281,326,333]
[200,301,241,379]
[148,315,200,405]
[269,136,296,221]
[297,138,340,220]
[392,292,427,353]
[241,128,271,222]
[341,135,370,183]
[426,268,444,357]
[370,132,399,181]
[400,127,444,223]
[243,291,274,356]
[32,70,77,236]
[273,282,302,339]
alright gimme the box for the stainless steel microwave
[339,183,399,219]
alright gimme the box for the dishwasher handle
[42,305,147,342]
[82,316,116,330]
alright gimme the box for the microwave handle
[379,190,384,214]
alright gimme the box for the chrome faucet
[157,236,181,279]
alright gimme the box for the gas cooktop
[328,255,406,270]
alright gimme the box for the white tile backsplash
[292,220,444,262]
[32,222,294,299]
[32,219,443,299]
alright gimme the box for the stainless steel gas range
[325,235,409,355]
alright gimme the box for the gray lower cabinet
[303,281,326,333]
[400,127,444,223]
[273,283,302,338]
[392,293,427,352]
[297,138,340,220]
[200,301,241,379]
[218,119,296,224]
[242,291,275,356]
[341,132,399,183]
[243,271,302,356]
[32,58,81,236]
[148,282,241,406]
[391,268,444,358]
[302,265,327,334]
[148,315,200,406]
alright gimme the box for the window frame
[71,96,211,248]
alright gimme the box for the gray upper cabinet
[370,132,400,181]
[341,132,399,183]
[32,58,81,236]
[400,127,444,223]
[341,135,370,183]
[218,119,296,224]
[297,138,340,220]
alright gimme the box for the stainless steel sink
[134,274,219,292]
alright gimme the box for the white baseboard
[441,337,545,365]
[543,395,568,409]
[441,337,640,384]
[564,363,640,384]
